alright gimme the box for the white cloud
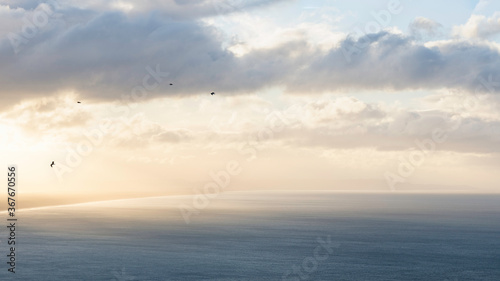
[453,12,500,39]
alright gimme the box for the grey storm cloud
[0,4,299,103]
[1,1,500,107]
[4,0,288,20]
[287,32,500,94]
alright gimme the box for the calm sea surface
[2,192,499,280]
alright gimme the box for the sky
[1,0,500,199]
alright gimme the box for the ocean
[2,192,499,280]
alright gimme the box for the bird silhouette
[211,92,215,96]
[169,83,173,86]
[77,101,81,103]
[50,161,55,168]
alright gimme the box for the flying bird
[50,161,55,168]
[77,101,81,103]
[169,83,173,86]
[211,92,215,96]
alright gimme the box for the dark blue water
[2,192,499,280]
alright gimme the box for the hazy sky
[1,0,500,196]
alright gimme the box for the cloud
[0,94,93,135]
[287,32,500,94]
[472,0,500,17]
[453,12,500,39]
[409,17,443,40]
[275,108,500,154]
[1,1,500,109]
[0,2,303,105]
[154,129,193,143]
[4,0,286,17]
[2,91,500,169]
